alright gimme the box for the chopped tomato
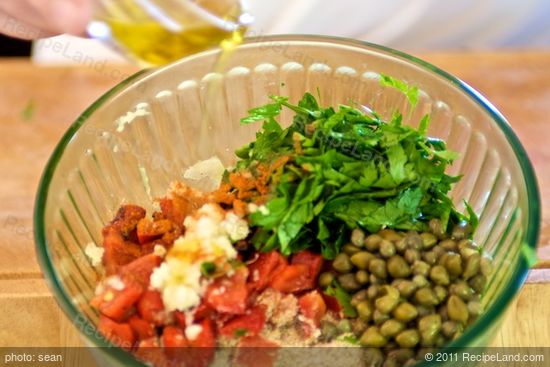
[247,251,287,292]
[162,320,215,367]
[136,338,167,367]
[102,229,142,274]
[188,318,216,348]
[162,326,188,361]
[193,302,213,321]
[291,250,324,289]
[128,315,155,340]
[321,293,342,314]
[219,305,266,338]
[205,267,249,314]
[109,204,146,237]
[235,335,279,367]
[98,315,135,350]
[298,291,327,327]
[137,218,173,244]
[120,253,162,287]
[137,290,165,326]
[94,280,143,322]
[270,264,311,293]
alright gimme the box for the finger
[0,11,55,40]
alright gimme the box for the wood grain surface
[0,51,549,361]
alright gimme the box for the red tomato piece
[247,251,287,292]
[102,229,142,274]
[98,315,135,350]
[137,218,173,245]
[291,250,324,289]
[120,253,162,287]
[96,281,143,322]
[219,305,266,338]
[321,293,342,314]
[128,315,155,340]
[162,326,188,362]
[235,335,279,367]
[136,337,167,367]
[270,264,311,293]
[137,290,165,326]
[298,290,327,327]
[205,267,249,314]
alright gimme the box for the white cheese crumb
[153,244,167,257]
[85,242,104,267]
[185,324,203,341]
[106,275,125,291]
[258,205,269,215]
[221,212,250,242]
[247,203,259,213]
[183,156,225,192]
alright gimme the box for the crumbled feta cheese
[221,212,249,242]
[247,203,259,213]
[106,275,125,291]
[185,324,203,341]
[85,242,104,267]
[258,205,269,215]
[153,244,167,257]
[252,270,260,282]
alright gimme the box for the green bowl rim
[34,34,540,366]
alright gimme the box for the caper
[469,274,486,293]
[338,273,362,292]
[337,318,353,333]
[444,253,463,277]
[360,327,388,347]
[333,253,354,273]
[369,258,387,278]
[422,251,438,265]
[480,256,493,277]
[357,300,374,321]
[447,295,469,324]
[441,321,459,338]
[373,309,390,325]
[430,265,450,286]
[379,240,396,258]
[394,238,408,253]
[412,260,430,276]
[365,234,383,251]
[434,285,448,302]
[460,246,478,260]
[356,270,370,285]
[343,244,362,255]
[351,251,375,270]
[320,320,338,341]
[467,300,483,316]
[393,302,418,322]
[429,218,445,238]
[375,295,399,314]
[388,255,411,278]
[458,239,475,251]
[369,274,382,285]
[452,222,472,240]
[405,232,423,250]
[382,358,399,367]
[363,348,384,367]
[463,253,481,280]
[420,232,438,249]
[403,358,418,367]
[417,305,434,318]
[318,272,335,288]
[415,288,439,306]
[433,246,446,259]
[412,274,429,288]
[418,314,442,345]
[395,280,417,298]
[450,281,474,301]
[387,348,415,364]
[380,229,402,242]
[440,239,457,251]
[380,319,405,338]
[351,228,366,247]
[351,289,369,307]
[367,284,380,299]
[395,329,420,348]
[404,249,420,264]
[352,318,368,336]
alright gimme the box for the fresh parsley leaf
[336,334,360,345]
[200,261,217,277]
[379,74,419,108]
[234,328,248,338]
[325,281,357,318]
[464,201,479,233]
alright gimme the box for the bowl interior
[35,35,539,365]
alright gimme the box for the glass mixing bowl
[34,35,540,366]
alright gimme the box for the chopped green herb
[234,328,248,338]
[200,261,217,277]
[379,74,419,108]
[233,87,473,259]
[21,99,35,121]
[325,281,357,318]
[336,334,360,345]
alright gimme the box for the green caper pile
[318,220,493,366]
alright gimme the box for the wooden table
[0,52,549,355]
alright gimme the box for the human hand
[0,0,93,39]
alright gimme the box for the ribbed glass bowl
[35,35,540,366]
